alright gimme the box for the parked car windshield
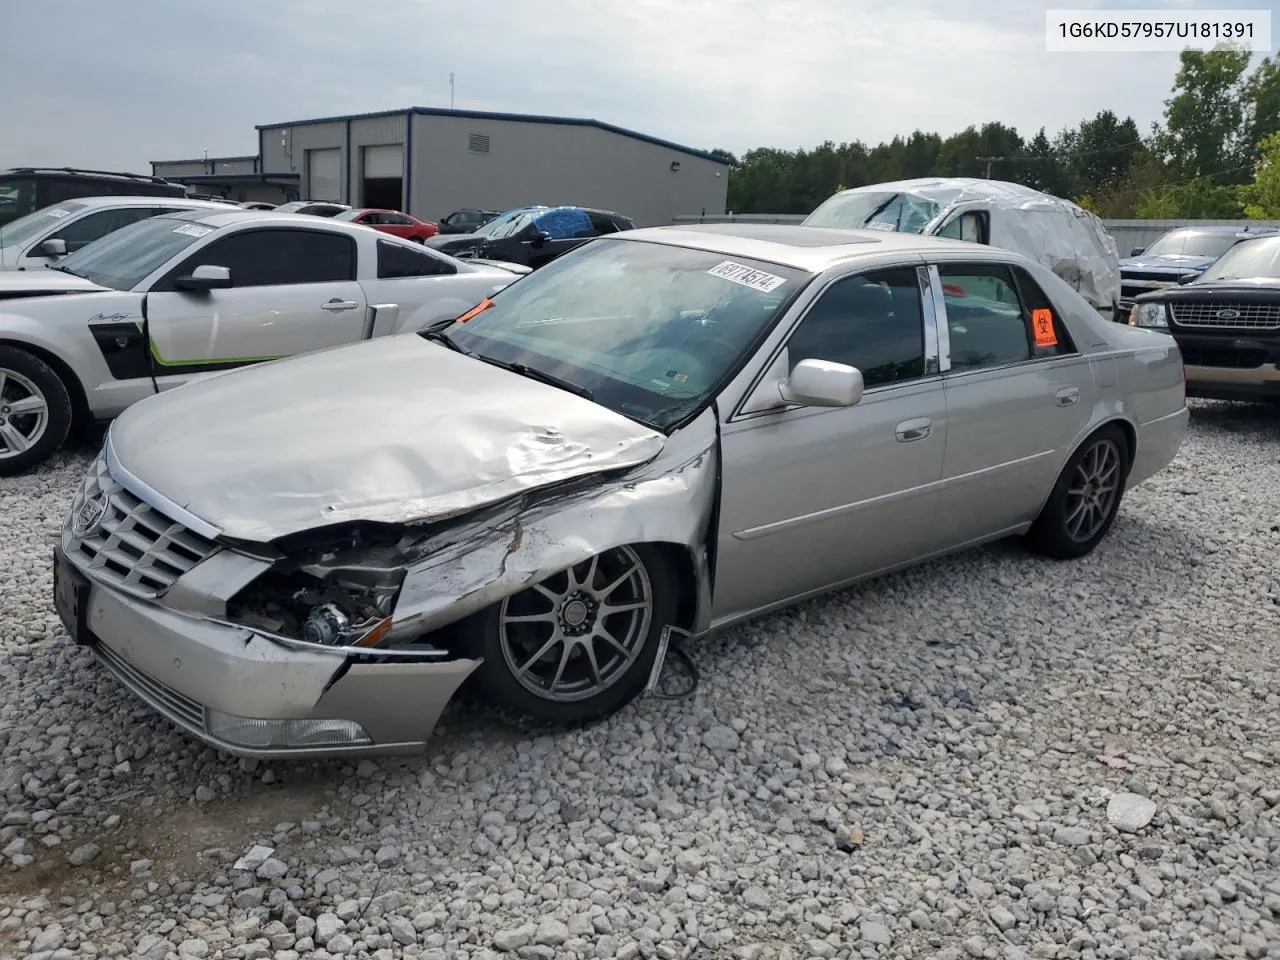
[1197,236,1280,282]
[56,216,208,290]
[1144,229,1240,259]
[437,236,807,430]
[804,190,940,234]
[332,210,364,221]
[476,207,546,239]
[0,202,89,249]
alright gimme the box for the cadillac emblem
[1216,308,1240,321]
[72,492,108,537]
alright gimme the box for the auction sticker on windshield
[707,261,787,293]
[172,223,213,238]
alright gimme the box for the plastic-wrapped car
[804,178,1122,322]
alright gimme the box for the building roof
[150,154,259,166]
[254,107,734,166]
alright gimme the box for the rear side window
[937,264,1031,371]
[377,238,456,278]
[587,213,618,235]
[1010,266,1077,359]
[172,228,357,287]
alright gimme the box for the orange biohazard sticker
[1031,308,1057,347]
[455,298,494,323]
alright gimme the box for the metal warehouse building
[156,107,732,227]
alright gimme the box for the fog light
[206,710,371,749]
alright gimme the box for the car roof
[41,195,232,211]
[617,222,996,272]
[155,208,379,234]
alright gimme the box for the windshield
[1197,237,1280,282]
[57,216,210,290]
[0,202,89,249]
[437,237,807,430]
[1144,229,1240,259]
[803,190,941,234]
[332,210,363,221]
[476,207,545,238]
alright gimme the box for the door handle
[895,417,932,442]
[321,299,359,311]
[1056,386,1080,406]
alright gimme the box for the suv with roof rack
[0,167,187,226]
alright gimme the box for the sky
[1,0,1276,173]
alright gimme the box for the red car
[334,208,439,241]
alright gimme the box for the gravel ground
[0,401,1277,960]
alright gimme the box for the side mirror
[37,238,67,258]
[173,264,232,291]
[1177,273,1197,284]
[530,230,551,248]
[779,359,864,407]
[1130,246,1145,257]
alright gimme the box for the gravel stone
[1107,791,1158,832]
[1,409,1277,959]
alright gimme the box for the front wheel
[1026,425,1130,559]
[460,544,677,725]
[0,347,73,477]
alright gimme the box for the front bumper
[54,544,479,760]
[1171,332,1280,401]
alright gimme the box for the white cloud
[0,0,1262,173]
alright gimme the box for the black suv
[426,205,635,269]
[0,167,187,226]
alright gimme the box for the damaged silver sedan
[52,223,1189,758]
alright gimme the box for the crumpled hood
[108,335,666,542]
[425,232,483,252]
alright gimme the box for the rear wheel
[1026,425,1130,559]
[0,347,73,477]
[410,236,425,244]
[461,544,676,724]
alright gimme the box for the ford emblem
[72,492,109,537]
[1216,308,1240,320]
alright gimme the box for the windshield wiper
[420,328,465,352]
[47,263,80,277]
[471,354,594,401]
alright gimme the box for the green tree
[1243,56,1280,150]
[1238,131,1280,217]
[1068,111,1143,192]
[1156,44,1253,183]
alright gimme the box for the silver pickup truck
[0,208,526,474]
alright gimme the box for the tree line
[708,45,1280,220]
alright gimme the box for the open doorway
[361,144,403,211]
[363,177,402,210]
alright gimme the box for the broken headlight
[226,522,409,648]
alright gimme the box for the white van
[803,177,1122,322]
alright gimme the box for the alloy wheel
[0,368,49,461]
[498,546,654,703]
[1064,437,1122,542]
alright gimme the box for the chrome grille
[1170,301,1280,330]
[65,453,217,596]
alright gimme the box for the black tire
[1026,424,1130,559]
[460,543,678,725]
[410,236,425,244]
[0,346,73,477]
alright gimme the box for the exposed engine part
[301,603,350,646]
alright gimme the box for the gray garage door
[306,148,341,201]
[363,144,403,180]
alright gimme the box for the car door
[712,263,950,619]
[143,226,368,391]
[380,213,415,239]
[528,209,595,268]
[927,258,1095,546]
